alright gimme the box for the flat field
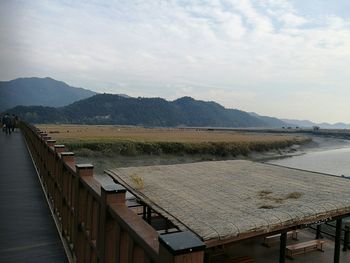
[37,124,310,157]
[38,124,303,143]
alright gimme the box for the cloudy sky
[1,0,350,123]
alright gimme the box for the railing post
[61,152,75,165]
[43,135,51,141]
[74,164,94,263]
[60,152,75,227]
[99,183,126,263]
[39,131,47,137]
[76,164,94,177]
[47,139,56,147]
[159,231,205,263]
[54,144,66,154]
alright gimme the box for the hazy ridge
[0,77,96,111]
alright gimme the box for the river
[268,136,350,177]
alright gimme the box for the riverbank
[73,137,313,175]
[41,124,350,178]
[267,135,350,177]
[38,123,309,159]
[251,135,350,162]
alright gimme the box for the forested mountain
[0,77,96,111]
[6,93,286,128]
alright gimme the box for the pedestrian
[11,114,16,132]
[1,115,5,132]
[2,113,12,135]
[14,115,19,131]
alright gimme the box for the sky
[1,0,350,123]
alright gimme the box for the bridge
[1,122,350,263]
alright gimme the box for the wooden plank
[286,240,325,258]
[263,230,298,247]
[218,256,254,263]
[109,204,159,261]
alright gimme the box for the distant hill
[0,77,96,111]
[282,118,350,129]
[281,119,316,128]
[7,94,284,127]
[249,112,289,127]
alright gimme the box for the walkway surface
[0,130,67,262]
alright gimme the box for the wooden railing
[20,122,205,263]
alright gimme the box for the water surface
[269,136,350,177]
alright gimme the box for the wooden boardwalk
[0,130,67,262]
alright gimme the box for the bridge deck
[0,130,67,262]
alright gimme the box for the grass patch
[129,173,144,189]
[37,124,311,157]
[62,139,307,157]
[258,190,303,207]
[286,192,303,199]
[259,205,276,209]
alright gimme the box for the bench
[263,230,299,247]
[286,240,325,259]
[218,256,254,263]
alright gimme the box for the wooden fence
[20,122,205,263]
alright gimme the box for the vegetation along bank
[38,125,311,157]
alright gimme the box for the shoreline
[75,136,311,175]
[250,135,350,162]
[76,134,350,186]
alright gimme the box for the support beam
[343,225,349,252]
[147,206,152,224]
[142,204,146,220]
[316,224,322,239]
[279,232,287,263]
[334,218,342,263]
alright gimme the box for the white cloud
[280,13,307,27]
[1,0,350,122]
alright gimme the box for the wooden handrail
[19,121,205,263]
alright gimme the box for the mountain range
[0,77,96,111]
[8,94,288,127]
[2,77,349,128]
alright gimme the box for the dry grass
[286,192,303,199]
[258,190,303,207]
[129,173,144,189]
[38,124,305,143]
[37,125,310,157]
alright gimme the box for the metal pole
[334,218,342,263]
[316,224,322,239]
[279,232,287,263]
[343,225,349,252]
